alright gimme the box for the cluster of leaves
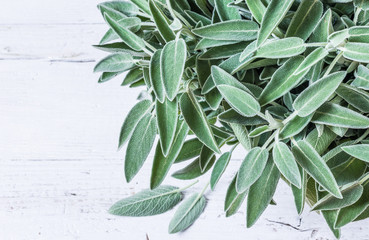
[93,0,369,237]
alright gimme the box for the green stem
[304,42,328,47]
[359,173,369,185]
[323,51,344,78]
[262,130,278,149]
[177,180,199,192]
[199,181,210,196]
[282,111,298,125]
[354,7,362,24]
[355,129,369,143]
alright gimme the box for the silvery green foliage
[94,0,369,238]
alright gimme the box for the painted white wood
[0,1,368,239]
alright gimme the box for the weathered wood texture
[0,1,368,239]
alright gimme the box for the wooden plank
[0,25,107,60]
[0,0,105,24]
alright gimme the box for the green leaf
[118,100,152,148]
[149,0,176,42]
[172,156,215,180]
[312,102,369,129]
[151,121,189,189]
[336,83,369,113]
[342,144,369,163]
[246,159,280,227]
[291,166,306,214]
[192,20,259,41]
[149,49,165,103]
[349,26,369,43]
[341,42,369,63]
[285,0,323,41]
[255,37,306,59]
[306,127,336,155]
[195,38,239,50]
[219,109,267,126]
[257,0,295,47]
[291,140,342,198]
[109,185,182,216]
[175,139,203,163]
[312,182,363,211]
[273,142,301,188]
[100,17,142,44]
[99,1,139,17]
[210,152,232,190]
[104,13,146,51]
[239,40,258,62]
[294,47,329,75]
[184,10,212,26]
[168,193,206,233]
[161,38,187,101]
[99,71,124,83]
[258,56,306,106]
[279,114,313,140]
[310,9,333,43]
[225,175,248,217]
[229,123,252,151]
[335,182,369,228]
[217,85,260,117]
[248,125,271,138]
[236,147,269,193]
[94,53,135,72]
[156,98,178,156]
[293,71,346,117]
[353,65,369,90]
[245,0,266,24]
[180,91,220,153]
[214,0,240,21]
[211,65,249,92]
[199,42,249,60]
[125,114,156,182]
[354,0,369,10]
[131,0,151,15]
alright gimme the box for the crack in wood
[266,219,317,232]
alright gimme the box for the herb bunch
[94,0,369,237]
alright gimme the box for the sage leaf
[229,123,251,151]
[255,37,306,59]
[335,182,369,228]
[168,193,206,233]
[291,140,342,198]
[180,91,220,153]
[149,0,175,42]
[172,156,215,180]
[210,152,232,190]
[109,185,182,216]
[354,0,369,10]
[94,53,135,73]
[236,147,269,193]
[217,85,261,117]
[175,139,203,163]
[285,0,323,41]
[119,100,152,148]
[225,175,247,212]
[151,121,189,189]
[131,0,151,15]
[342,42,369,63]
[291,167,306,214]
[273,142,301,188]
[294,47,329,75]
[257,0,295,47]
[279,114,313,140]
[245,0,265,24]
[312,102,369,129]
[353,65,369,90]
[342,144,369,163]
[258,56,306,106]
[192,20,259,41]
[125,114,157,182]
[312,183,364,211]
[336,83,369,113]
[246,159,280,227]
[293,71,346,117]
[104,13,145,51]
[161,38,187,101]
[149,49,165,103]
[214,0,240,21]
[211,66,249,92]
[156,98,178,156]
[100,17,142,44]
[310,9,333,43]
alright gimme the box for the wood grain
[0,1,368,239]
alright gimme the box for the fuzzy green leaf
[210,152,232,190]
[342,144,369,163]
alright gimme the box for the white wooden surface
[0,1,368,239]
